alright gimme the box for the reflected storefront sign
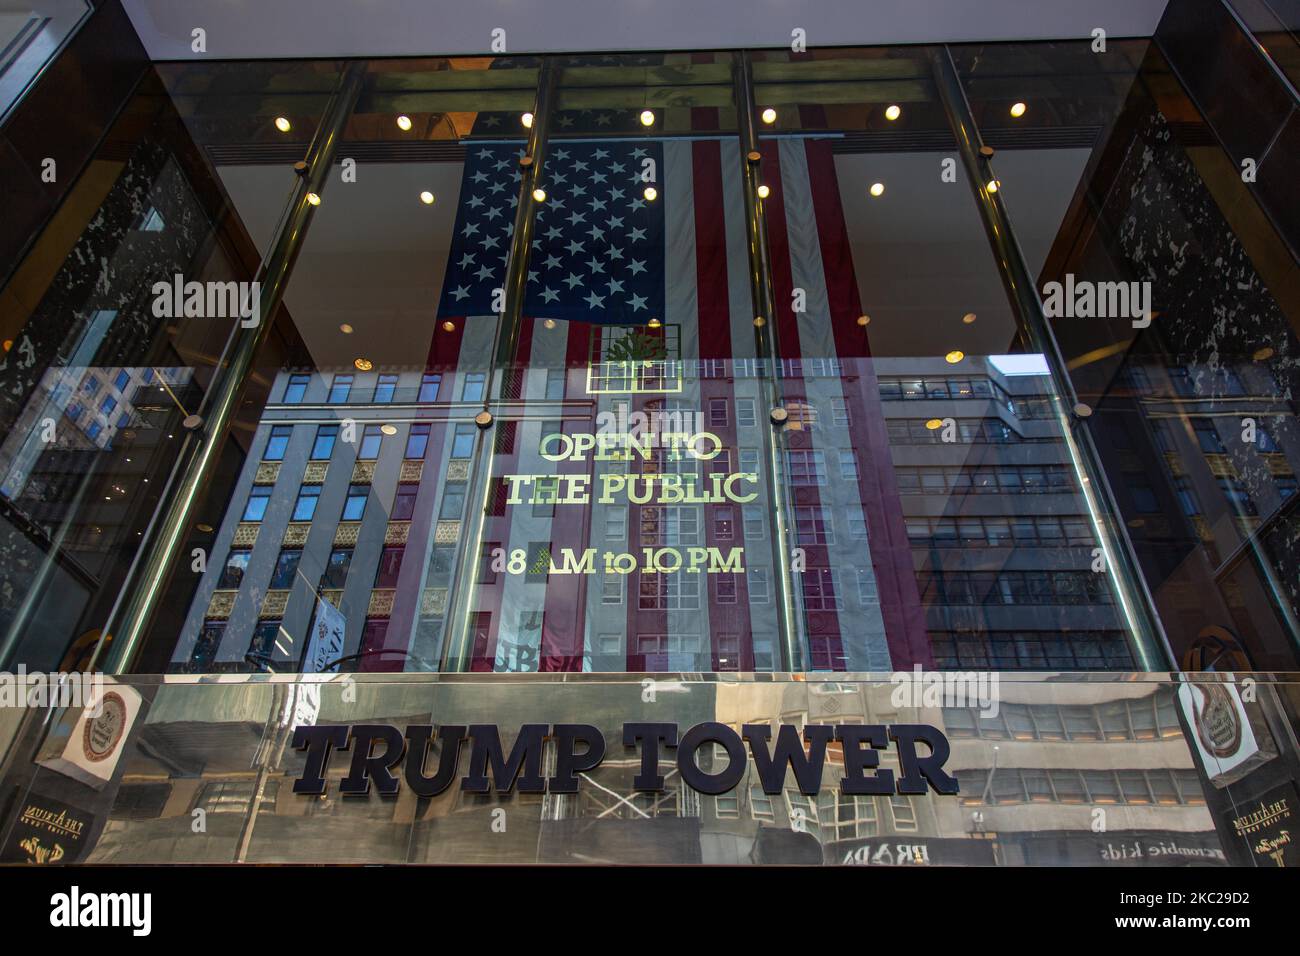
[0,674,1265,866]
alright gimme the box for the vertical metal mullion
[93,61,367,674]
[734,51,804,673]
[440,60,558,672]
[930,46,1172,671]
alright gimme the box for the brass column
[931,46,1172,670]
[439,60,558,672]
[734,52,805,672]
[92,62,367,673]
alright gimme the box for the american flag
[437,140,666,326]
[420,129,931,673]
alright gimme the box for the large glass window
[3,42,1294,679]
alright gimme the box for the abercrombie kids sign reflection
[291,722,959,797]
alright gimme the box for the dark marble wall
[0,0,149,289]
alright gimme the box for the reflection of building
[177,366,479,673]
[938,681,1224,866]
[877,356,1133,670]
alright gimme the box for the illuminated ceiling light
[1010,101,1027,118]
[1073,403,1093,418]
[543,318,556,329]
[986,180,1000,193]
[856,315,870,327]
[639,109,655,127]
[962,312,977,324]
[354,357,373,371]
[648,316,662,329]
[757,184,770,199]
[925,418,944,430]
[869,182,884,197]
[306,192,321,206]
[643,185,658,201]
[753,316,766,327]
[380,424,398,436]
[396,114,412,131]
[274,116,291,132]
[1253,346,1275,361]
[339,323,353,334]
[532,187,547,202]
[419,190,435,205]
[761,107,777,124]
[442,320,455,332]
[521,111,534,128]
[945,350,965,364]
[884,104,901,121]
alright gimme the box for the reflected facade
[1,5,1299,867]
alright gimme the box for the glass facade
[0,40,1298,678]
[0,4,1299,870]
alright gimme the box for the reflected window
[284,374,310,403]
[270,549,302,589]
[219,550,250,589]
[292,485,320,522]
[323,549,352,588]
[405,424,430,459]
[374,374,398,403]
[242,486,272,522]
[263,425,292,461]
[311,425,338,460]
[418,374,441,402]
[343,484,368,521]
[328,374,353,404]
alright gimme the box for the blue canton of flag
[437,141,666,326]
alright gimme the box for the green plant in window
[604,329,667,365]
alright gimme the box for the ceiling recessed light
[761,107,777,124]
[857,315,870,326]
[925,418,944,430]
[1073,403,1093,417]
[945,350,965,364]
[420,190,435,204]
[521,111,534,128]
[1010,101,1027,118]
[306,192,321,206]
[274,116,291,132]
[643,186,658,201]
[532,187,547,202]
[396,114,412,131]
[757,184,770,198]
[196,523,214,533]
[986,180,1000,193]
[962,312,977,324]
[442,320,455,332]
[543,318,556,329]
[380,424,398,436]
[648,316,662,329]
[885,104,901,121]
[339,323,353,334]
[869,182,884,197]
[639,109,655,127]
[354,357,373,371]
